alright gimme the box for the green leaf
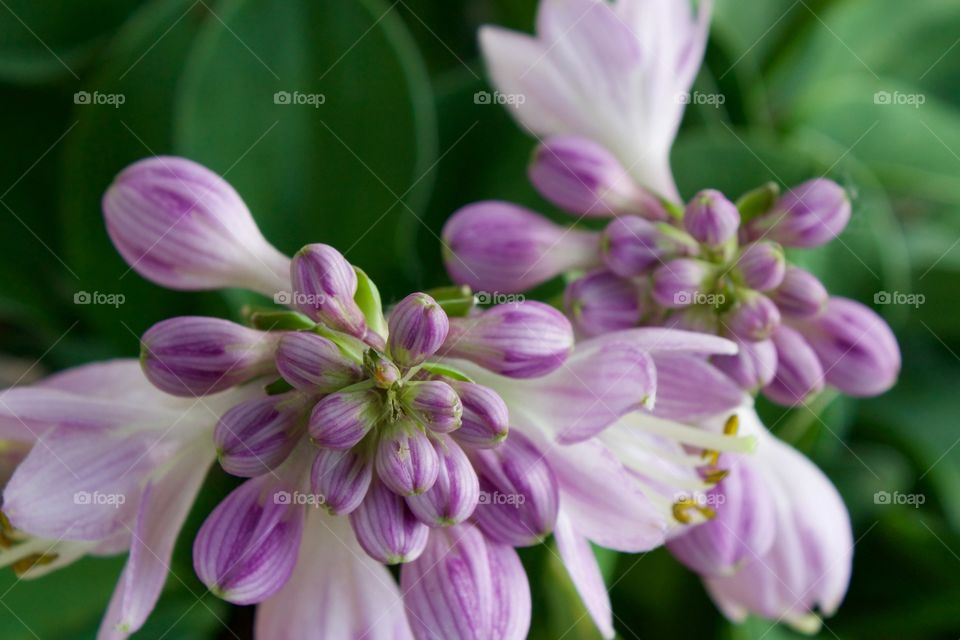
[354,266,388,338]
[59,0,228,355]
[0,0,142,83]
[174,0,437,301]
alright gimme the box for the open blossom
[480,0,712,201]
[672,407,854,633]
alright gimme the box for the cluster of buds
[443,137,900,406]
[134,225,573,598]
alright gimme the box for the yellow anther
[0,511,12,534]
[723,414,739,436]
[702,468,729,485]
[701,449,720,467]
[672,497,717,524]
[12,553,59,577]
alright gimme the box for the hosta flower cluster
[0,154,752,640]
[443,0,902,632]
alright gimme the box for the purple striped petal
[406,435,480,526]
[652,259,713,308]
[648,353,742,423]
[725,293,781,341]
[470,431,558,546]
[712,338,778,393]
[442,201,600,293]
[770,265,828,317]
[736,241,786,292]
[684,189,740,246]
[214,393,311,477]
[529,136,661,218]
[790,297,900,397]
[448,381,509,448]
[140,316,279,397]
[255,510,414,640]
[667,458,776,577]
[400,524,531,640]
[398,380,463,433]
[387,293,450,367]
[310,447,372,516]
[746,179,851,248]
[349,476,428,564]
[520,333,658,444]
[308,388,381,450]
[192,475,305,605]
[3,427,154,540]
[763,326,825,406]
[103,156,289,294]
[554,511,614,639]
[565,269,643,337]
[289,244,367,338]
[275,331,363,392]
[442,302,574,378]
[98,444,213,639]
[375,424,441,497]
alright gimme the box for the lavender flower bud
[763,326,824,406]
[363,349,401,389]
[712,338,777,393]
[442,201,600,293]
[399,380,463,433]
[442,302,574,378]
[726,293,781,341]
[375,423,441,496]
[769,266,828,317]
[564,270,642,337]
[406,435,480,526]
[387,293,449,367]
[601,216,693,278]
[668,460,775,577]
[528,136,664,218]
[652,259,713,308]
[140,316,278,397]
[448,382,509,448]
[684,189,740,245]
[792,297,900,397]
[290,244,367,338]
[349,476,429,564]
[746,179,851,248]
[470,432,559,546]
[193,476,304,604]
[736,241,785,291]
[310,447,372,516]
[103,157,290,295]
[214,393,311,477]
[308,388,381,450]
[275,331,362,392]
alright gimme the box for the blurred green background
[0,0,958,638]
